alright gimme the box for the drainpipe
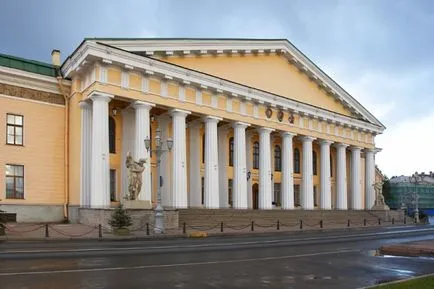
[52,50,70,222]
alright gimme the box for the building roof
[0,53,58,77]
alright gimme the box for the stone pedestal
[371,204,390,211]
[123,200,153,209]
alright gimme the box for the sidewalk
[380,240,434,257]
[0,220,415,242]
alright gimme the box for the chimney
[51,49,61,67]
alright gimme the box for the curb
[360,272,434,288]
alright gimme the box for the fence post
[404,216,407,224]
[378,218,381,225]
[251,221,254,232]
[45,224,49,238]
[277,220,280,231]
[364,219,367,227]
[347,219,350,228]
[221,222,224,233]
[300,220,303,230]
[320,220,323,229]
[183,222,186,234]
[392,218,395,225]
[98,224,102,239]
[146,223,150,236]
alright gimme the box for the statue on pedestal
[125,152,147,201]
[372,181,390,210]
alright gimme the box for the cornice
[62,41,384,134]
[0,66,70,94]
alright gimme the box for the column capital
[203,115,223,123]
[257,127,275,134]
[170,108,191,117]
[280,131,297,138]
[319,139,333,146]
[333,142,349,149]
[89,91,114,102]
[232,121,250,129]
[79,100,92,109]
[132,100,155,110]
[299,135,316,142]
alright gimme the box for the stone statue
[126,152,147,200]
[372,181,389,210]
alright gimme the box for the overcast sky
[1,0,433,177]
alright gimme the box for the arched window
[294,148,300,174]
[330,154,333,177]
[229,137,234,166]
[109,116,116,154]
[313,151,318,175]
[253,141,260,169]
[274,145,281,172]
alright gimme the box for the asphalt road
[1,225,434,289]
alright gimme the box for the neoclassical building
[0,38,385,222]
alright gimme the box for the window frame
[294,148,300,174]
[229,137,234,167]
[253,141,260,169]
[6,113,24,146]
[274,145,282,172]
[110,169,117,202]
[313,150,318,176]
[5,164,25,199]
[109,116,116,154]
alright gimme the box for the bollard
[404,216,407,224]
[251,221,254,232]
[320,220,323,229]
[221,222,224,233]
[378,218,381,225]
[392,218,395,225]
[98,224,102,239]
[300,220,303,230]
[146,223,150,236]
[183,222,186,234]
[277,220,280,231]
[347,219,350,228]
[364,219,367,227]
[45,224,49,238]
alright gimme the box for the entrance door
[252,183,259,209]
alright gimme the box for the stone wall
[79,208,179,230]
[0,204,64,223]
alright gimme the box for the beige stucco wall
[0,95,65,205]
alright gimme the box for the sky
[1,0,433,177]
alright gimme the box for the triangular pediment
[85,38,384,129]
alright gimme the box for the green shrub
[109,204,132,229]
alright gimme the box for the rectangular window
[228,179,233,207]
[110,169,116,201]
[201,177,205,205]
[273,183,281,206]
[294,184,300,207]
[314,186,318,207]
[5,164,24,199]
[6,114,23,145]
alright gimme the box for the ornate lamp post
[144,128,173,233]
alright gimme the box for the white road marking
[0,249,359,276]
[1,227,433,255]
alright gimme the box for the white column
[281,132,296,210]
[188,122,201,207]
[301,136,315,209]
[258,127,274,209]
[132,101,155,201]
[246,132,254,208]
[365,149,376,209]
[232,122,249,209]
[204,116,221,208]
[350,147,362,209]
[121,108,135,201]
[335,143,349,210]
[90,92,113,208]
[320,140,333,210]
[171,109,191,208]
[158,115,172,207]
[218,126,229,208]
[79,101,92,207]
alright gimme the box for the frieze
[0,83,65,105]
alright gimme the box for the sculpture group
[125,152,147,200]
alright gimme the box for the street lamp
[144,128,173,233]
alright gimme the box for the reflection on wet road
[1,226,434,289]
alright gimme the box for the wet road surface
[1,225,434,289]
